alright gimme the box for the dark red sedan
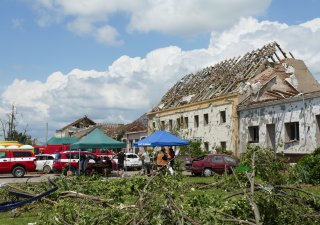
[190,154,238,177]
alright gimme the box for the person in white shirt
[141,149,151,175]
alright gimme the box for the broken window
[204,142,209,151]
[285,122,299,142]
[220,111,226,123]
[204,113,209,126]
[176,118,181,130]
[161,121,165,129]
[248,126,259,143]
[194,115,199,128]
[169,119,173,131]
[180,116,184,128]
[184,117,188,129]
[152,122,156,129]
[220,141,226,150]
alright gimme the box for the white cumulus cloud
[32,0,271,44]
[1,17,320,142]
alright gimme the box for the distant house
[121,114,148,153]
[55,115,96,138]
[55,115,146,153]
[147,42,320,156]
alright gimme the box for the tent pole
[78,148,81,175]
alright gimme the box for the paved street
[0,173,59,184]
[0,170,143,184]
[0,169,190,185]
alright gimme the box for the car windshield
[224,156,237,163]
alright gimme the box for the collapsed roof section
[239,58,320,106]
[150,42,319,112]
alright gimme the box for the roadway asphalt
[0,173,59,184]
[0,170,146,184]
[0,169,191,184]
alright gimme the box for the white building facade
[149,95,239,153]
[238,91,320,156]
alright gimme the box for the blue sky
[0,0,320,143]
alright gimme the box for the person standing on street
[117,149,126,177]
[141,148,151,175]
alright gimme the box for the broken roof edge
[237,90,320,111]
[147,92,238,116]
[56,115,96,132]
[151,41,292,112]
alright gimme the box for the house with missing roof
[55,115,96,138]
[238,85,320,161]
[148,42,320,157]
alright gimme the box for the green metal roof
[70,128,125,149]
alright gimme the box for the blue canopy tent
[133,130,189,147]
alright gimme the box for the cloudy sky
[0,0,320,143]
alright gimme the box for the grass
[0,211,38,224]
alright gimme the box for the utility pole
[46,122,48,144]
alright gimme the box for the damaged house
[238,58,320,158]
[148,42,320,156]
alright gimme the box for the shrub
[293,147,320,184]
[179,140,209,158]
[240,145,288,185]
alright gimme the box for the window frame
[285,122,300,142]
[204,113,209,126]
[13,151,32,158]
[184,117,189,129]
[248,126,259,143]
[194,115,199,128]
[220,111,226,124]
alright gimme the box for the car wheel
[12,166,26,178]
[43,165,51,174]
[203,168,213,177]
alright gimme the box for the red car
[191,154,238,177]
[0,149,36,178]
[52,151,116,175]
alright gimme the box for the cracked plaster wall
[239,96,320,154]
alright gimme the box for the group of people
[76,147,176,177]
[139,147,176,176]
[79,155,113,176]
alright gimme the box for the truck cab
[0,150,36,177]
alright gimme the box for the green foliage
[3,163,320,225]
[241,145,289,185]
[293,147,320,184]
[215,148,233,155]
[6,130,33,144]
[179,140,209,158]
